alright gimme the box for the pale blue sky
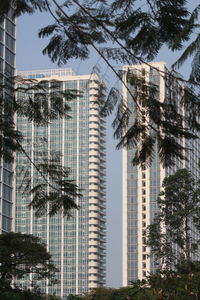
[16,2,196,287]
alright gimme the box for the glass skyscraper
[0,10,16,233]
[15,69,106,297]
[122,62,200,285]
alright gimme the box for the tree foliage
[74,287,134,300]
[0,232,57,288]
[0,0,47,18]
[26,157,81,217]
[146,169,200,267]
[0,287,61,300]
[39,0,200,167]
[0,77,82,217]
[1,0,200,167]
[105,69,200,167]
[129,269,200,300]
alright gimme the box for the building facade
[0,10,16,233]
[122,62,200,285]
[15,69,106,297]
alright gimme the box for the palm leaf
[172,34,200,70]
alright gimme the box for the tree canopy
[146,169,200,268]
[0,76,82,217]
[0,287,61,300]
[0,232,57,288]
[0,1,200,169]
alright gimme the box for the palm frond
[100,87,120,117]
[132,134,156,166]
[172,34,200,70]
[24,156,82,217]
[0,0,47,19]
[190,48,200,83]
[158,136,187,167]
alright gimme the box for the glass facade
[15,70,106,297]
[0,10,16,233]
[122,62,199,285]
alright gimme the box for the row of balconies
[88,244,106,254]
[89,174,106,182]
[90,238,106,250]
[88,188,106,198]
[88,267,105,275]
[88,261,101,268]
[89,143,106,151]
[89,129,100,137]
[88,193,105,200]
[88,253,106,262]
[89,232,106,242]
[88,169,100,176]
[88,217,106,226]
[89,108,99,116]
[89,159,106,167]
[88,244,106,252]
[88,156,106,165]
[88,153,106,162]
[88,275,105,283]
[89,210,106,218]
[88,252,106,260]
[88,192,106,200]
[89,122,99,130]
[88,201,106,211]
[89,224,106,233]
[88,197,100,204]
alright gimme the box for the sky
[16,2,196,288]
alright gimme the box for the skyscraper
[122,62,200,285]
[0,10,16,233]
[15,69,106,297]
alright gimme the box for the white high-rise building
[0,10,16,233]
[15,69,106,297]
[122,62,200,285]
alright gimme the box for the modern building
[122,62,200,285]
[15,69,106,297]
[0,10,16,233]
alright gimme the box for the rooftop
[17,68,76,79]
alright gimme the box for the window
[3,185,12,201]
[142,205,146,211]
[6,19,15,37]
[0,42,3,57]
[6,33,15,51]
[142,221,146,227]
[2,216,11,232]
[2,201,12,216]
[3,169,12,186]
[142,197,146,203]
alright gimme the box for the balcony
[89,211,99,218]
[89,169,100,176]
[89,192,99,199]
[89,157,100,164]
[89,218,99,226]
[88,260,99,267]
